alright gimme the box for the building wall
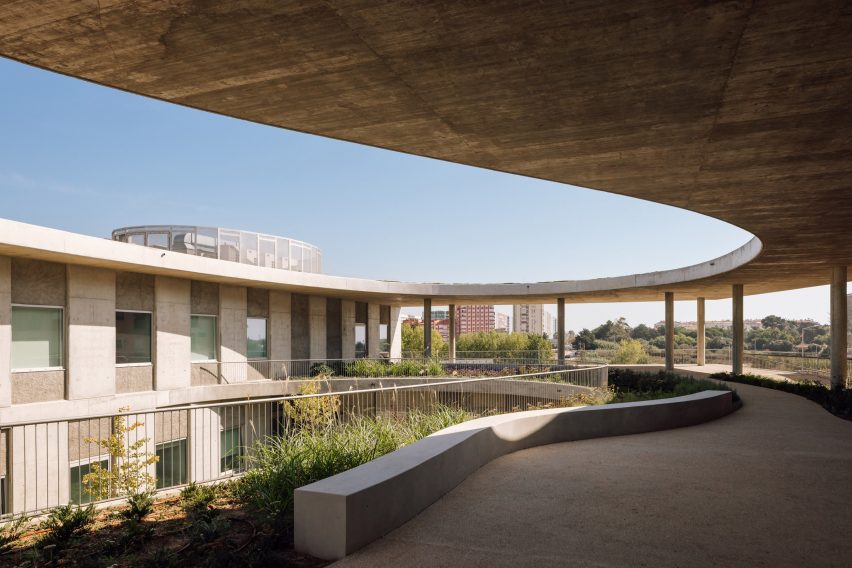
[309,295,327,360]
[67,265,116,400]
[291,294,310,359]
[0,256,11,408]
[269,290,292,363]
[326,298,342,359]
[513,304,544,335]
[154,276,191,391]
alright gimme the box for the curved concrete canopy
[1,1,850,303]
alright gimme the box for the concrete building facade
[513,304,545,335]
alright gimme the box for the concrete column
[557,298,565,365]
[154,276,191,391]
[269,290,292,362]
[423,298,432,359]
[0,256,11,408]
[341,300,355,359]
[67,266,116,400]
[389,307,402,359]
[188,407,221,483]
[367,304,380,358]
[732,284,744,375]
[219,285,247,383]
[448,304,456,362]
[697,297,706,366]
[9,421,69,513]
[830,266,848,389]
[664,292,674,372]
[309,296,327,360]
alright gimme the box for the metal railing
[212,357,585,384]
[0,365,607,519]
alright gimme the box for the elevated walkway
[333,374,852,567]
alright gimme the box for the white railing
[0,365,607,519]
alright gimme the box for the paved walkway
[334,378,852,567]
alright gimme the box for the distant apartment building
[495,312,510,333]
[430,309,450,321]
[433,318,450,342]
[513,304,544,335]
[542,310,554,337]
[456,305,496,334]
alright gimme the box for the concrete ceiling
[1,0,850,303]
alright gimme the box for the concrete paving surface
[333,379,852,567]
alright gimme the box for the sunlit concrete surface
[333,381,852,568]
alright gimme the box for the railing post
[830,266,848,389]
[423,298,432,360]
[448,304,456,363]
[557,298,565,365]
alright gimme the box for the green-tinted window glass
[191,315,217,361]
[247,317,267,359]
[70,459,108,505]
[156,439,188,489]
[220,427,242,473]
[11,306,63,370]
[116,311,152,364]
[355,323,367,358]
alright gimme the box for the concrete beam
[664,292,674,372]
[697,297,705,366]
[67,265,115,400]
[830,266,847,389]
[732,284,744,375]
[423,299,432,359]
[557,298,565,365]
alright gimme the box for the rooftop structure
[112,225,322,273]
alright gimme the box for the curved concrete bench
[294,390,736,560]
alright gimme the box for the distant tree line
[573,315,831,353]
[401,325,552,360]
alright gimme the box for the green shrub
[119,491,155,523]
[0,514,29,552]
[235,406,469,523]
[180,482,219,520]
[709,372,850,417]
[607,369,736,403]
[389,360,425,376]
[309,363,335,378]
[347,359,392,377]
[39,504,95,546]
[282,379,341,430]
[611,340,650,364]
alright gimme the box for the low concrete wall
[294,390,736,560]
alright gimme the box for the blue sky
[0,57,831,329]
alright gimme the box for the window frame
[69,454,111,505]
[220,426,243,474]
[10,303,65,372]
[115,309,153,366]
[190,314,218,363]
[246,316,269,360]
[156,438,188,490]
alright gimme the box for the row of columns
[418,265,848,389]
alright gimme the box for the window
[290,243,303,271]
[220,427,242,473]
[276,238,290,271]
[70,457,109,504]
[146,232,169,250]
[156,439,187,489]
[196,227,218,259]
[355,302,368,358]
[116,311,152,364]
[247,317,268,359]
[11,305,63,370]
[191,315,217,361]
[219,230,240,262]
[355,324,367,358]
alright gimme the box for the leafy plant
[180,482,219,520]
[309,363,334,378]
[83,407,159,501]
[39,504,95,546]
[118,491,155,523]
[282,380,341,430]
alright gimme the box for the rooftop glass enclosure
[112,225,323,273]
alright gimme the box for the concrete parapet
[294,390,736,560]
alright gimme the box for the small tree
[283,380,341,430]
[82,407,158,501]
